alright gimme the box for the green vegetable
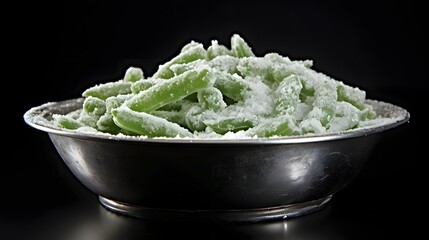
[124,67,143,82]
[197,87,227,111]
[83,96,106,117]
[127,68,215,112]
[231,34,254,58]
[52,33,376,138]
[213,71,251,102]
[112,106,192,137]
[83,81,132,100]
[205,117,253,134]
[153,44,207,79]
[207,40,231,59]
[53,114,83,130]
[249,116,296,137]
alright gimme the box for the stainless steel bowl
[24,98,409,222]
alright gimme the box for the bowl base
[98,195,332,222]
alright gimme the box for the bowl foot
[98,195,332,222]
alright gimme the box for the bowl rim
[23,98,410,145]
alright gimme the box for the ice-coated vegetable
[83,81,132,100]
[53,114,83,130]
[124,67,144,82]
[52,33,377,138]
[112,106,192,138]
[197,87,227,111]
[83,96,106,117]
[126,67,215,112]
[153,43,207,79]
[231,34,254,58]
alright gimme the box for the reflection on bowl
[24,98,409,222]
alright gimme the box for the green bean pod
[312,80,338,126]
[209,55,239,74]
[327,102,361,132]
[207,40,231,59]
[170,60,205,77]
[237,57,274,81]
[112,106,192,137]
[185,104,206,132]
[341,95,376,122]
[124,67,144,82]
[273,75,302,115]
[106,94,133,113]
[131,79,157,94]
[180,40,200,53]
[126,68,215,113]
[231,34,254,58]
[83,96,106,117]
[157,100,185,111]
[52,114,83,130]
[205,117,253,134]
[96,114,121,134]
[151,110,186,127]
[197,87,227,111]
[83,81,132,100]
[248,116,296,137]
[337,83,366,110]
[213,71,251,102]
[153,44,207,79]
[299,78,315,101]
[77,111,98,128]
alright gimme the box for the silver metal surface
[98,195,332,222]
[24,98,409,222]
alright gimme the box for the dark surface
[6,1,427,239]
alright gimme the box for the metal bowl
[24,98,409,222]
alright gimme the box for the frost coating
[51,34,386,138]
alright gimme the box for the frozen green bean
[205,117,253,134]
[209,55,239,74]
[231,34,254,58]
[197,87,227,111]
[311,80,337,126]
[237,57,274,81]
[112,106,192,137]
[213,71,251,102]
[127,68,214,112]
[207,40,231,59]
[299,79,315,101]
[153,44,207,79]
[337,84,365,110]
[106,94,133,112]
[249,116,296,138]
[124,67,143,82]
[157,100,185,111]
[53,114,83,130]
[83,81,132,100]
[96,114,121,134]
[170,60,205,77]
[151,110,186,127]
[180,40,200,53]
[77,111,98,128]
[185,104,206,132]
[51,33,377,138]
[131,79,156,94]
[327,102,361,132]
[83,96,106,117]
[273,75,302,115]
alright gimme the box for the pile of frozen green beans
[53,34,376,138]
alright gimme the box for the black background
[5,1,427,239]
